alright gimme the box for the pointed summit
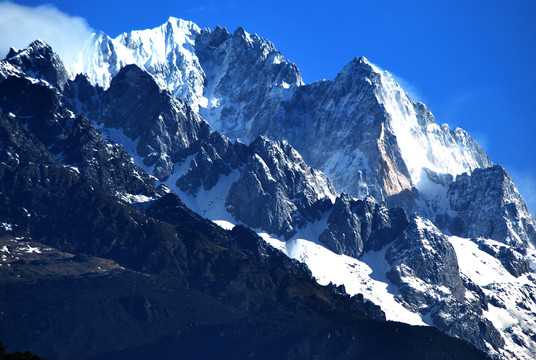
[164,16,201,33]
[1,39,68,90]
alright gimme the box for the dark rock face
[225,136,336,238]
[386,217,465,303]
[63,73,103,115]
[384,217,505,352]
[447,165,536,247]
[51,114,157,196]
[0,76,68,147]
[0,112,58,167]
[99,64,212,179]
[319,195,409,258]
[1,39,68,90]
[432,305,505,352]
[177,133,247,195]
[0,71,156,198]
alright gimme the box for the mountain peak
[6,39,53,61]
[1,39,68,90]
[341,56,381,76]
[28,39,50,50]
[164,16,201,33]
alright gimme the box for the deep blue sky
[4,0,536,213]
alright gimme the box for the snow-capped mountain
[2,18,536,359]
[74,17,491,206]
[73,17,536,246]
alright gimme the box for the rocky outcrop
[226,136,336,238]
[384,217,505,353]
[99,64,212,180]
[476,238,531,277]
[0,39,68,90]
[177,133,248,195]
[386,217,466,303]
[446,166,536,247]
[52,114,157,196]
[318,194,409,258]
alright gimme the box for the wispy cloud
[369,61,425,102]
[390,73,425,103]
[0,1,93,68]
[466,131,489,153]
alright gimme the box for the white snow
[1,222,13,231]
[376,71,484,186]
[173,169,241,222]
[74,17,206,109]
[449,237,516,286]
[21,244,41,254]
[259,221,426,326]
[212,220,235,231]
[449,235,536,359]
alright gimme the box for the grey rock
[226,136,336,239]
[384,217,506,353]
[1,40,68,91]
[51,115,157,196]
[447,165,536,247]
[432,305,505,351]
[476,238,530,277]
[318,194,409,258]
[98,64,212,180]
[177,135,236,195]
[386,217,465,302]
[63,74,103,116]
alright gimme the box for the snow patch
[260,226,426,326]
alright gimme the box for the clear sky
[1,0,535,214]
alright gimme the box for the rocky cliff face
[318,194,409,258]
[447,166,536,247]
[226,136,336,239]
[0,39,68,91]
[0,73,156,198]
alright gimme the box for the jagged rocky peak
[194,24,304,138]
[318,194,410,258]
[100,64,162,134]
[384,216,506,354]
[371,66,492,186]
[337,56,382,84]
[226,136,336,239]
[0,39,68,90]
[98,63,211,179]
[447,165,536,247]
[79,17,205,104]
